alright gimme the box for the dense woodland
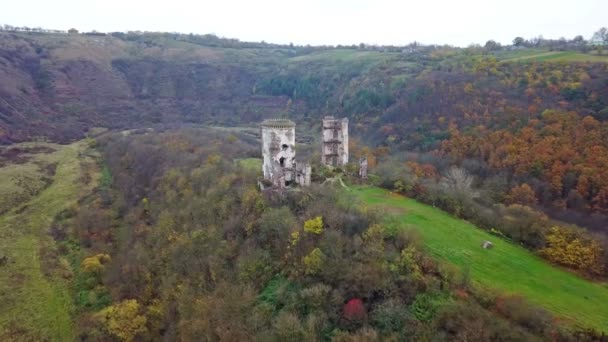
[50,129,604,341]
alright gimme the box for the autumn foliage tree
[540,227,605,276]
[344,298,367,322]
[304,216,324,235]
[506,183,537,206]
[95,299,147,341]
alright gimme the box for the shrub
[299,283,332,312]
[371,298,412,333]
[343,298,366,322]
[81,254,111,274]
[332,327,379,341]
[95,299,147,342]
[409,293,448,322]
[273,311,305,341]
[494,295,552,335]
[304,216,324,235]
[303,248,326,275]
[237,249,274,287]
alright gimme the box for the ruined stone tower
[359,157,368,179]
[321,116,349,166]
[261,119,296,186]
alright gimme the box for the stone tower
[359,157,368,179]
[261,119,296,185]
[321,116,349,166]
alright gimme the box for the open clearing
[289,49,397,63]
[495,49,608,63]
[351,186,608,332]
[0,141,99,341]
[236,157,263,172]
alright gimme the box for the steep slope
[0,32,292,143]
[352,186,608,332]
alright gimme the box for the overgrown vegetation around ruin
[35,129,604,341]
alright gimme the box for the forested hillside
[1,30,607,230]
[51,129,605,340]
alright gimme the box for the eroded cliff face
[0,33,291,143]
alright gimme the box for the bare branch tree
[440,166,479,199]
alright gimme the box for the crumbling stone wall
[261,119,296,186]
[296,162,311,186]
[321,116,349,167]
[359,157,368,179]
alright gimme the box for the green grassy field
[289,48,397,63]
[236,157,263,173]
[351,186,608,332]
[493,48,547,60]
[0,141,99,341]
[495,49,608,63]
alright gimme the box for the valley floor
[351,186,608,333]
[0,141,99,341]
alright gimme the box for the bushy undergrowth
[57,129,605,340]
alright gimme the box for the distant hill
[1,31,606,145]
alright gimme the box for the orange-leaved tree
[505,183,537,206]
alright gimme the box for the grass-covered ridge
[351,186,608,332]
[495,48,608,62]
[0,141,100,341]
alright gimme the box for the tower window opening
[279,157,285,167]
[282,144,288,150]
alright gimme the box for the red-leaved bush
[343,298,366,321]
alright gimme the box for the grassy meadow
[236,157,263,172]
[495,48,608,63]
[351,186,608,332]
[0,141,100,341]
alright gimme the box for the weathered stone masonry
[321,116,349,167]
[261,119,310,187]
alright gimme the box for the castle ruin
[261,119,310,188]
[321,116,349,167]
[359,157,368,179]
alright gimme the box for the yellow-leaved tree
[81,254,111,274]
[95,299,147,342]
[540,226,604,276]
[303,216,323,235]
[303,248,326,275]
